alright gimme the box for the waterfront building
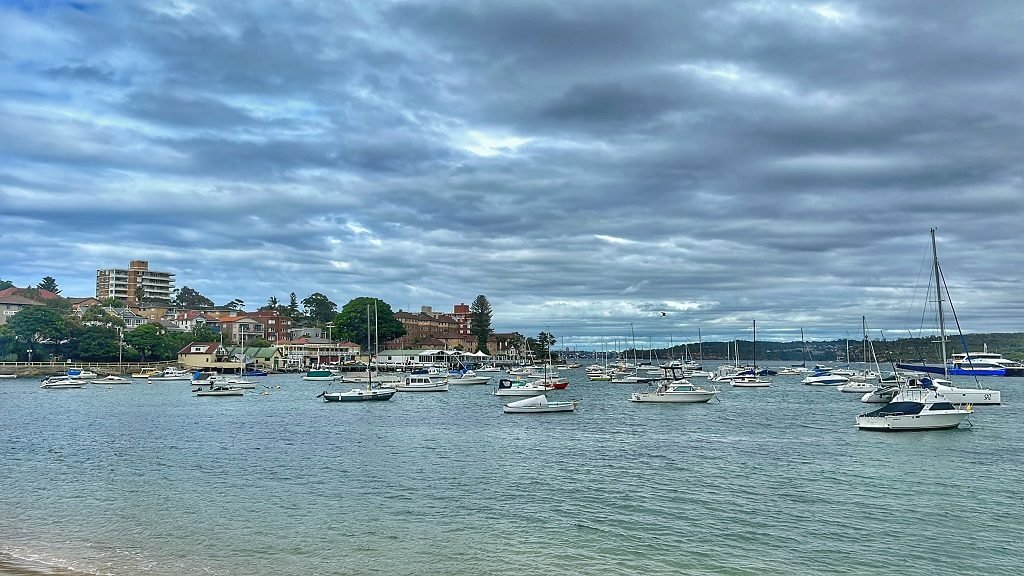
[177,342,235,371]
[223,346,286,371]
[276,337,361,368]
[0,292,44,325]
[451,302,471,338]
[95,260,174,302]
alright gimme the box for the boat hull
[195,389,244,396]
[503,403,576,413]
[896,363,1007,377]
[855,412,968,431]
[323,389,396,402]
[629,391,716,403]
[395,383,449,392]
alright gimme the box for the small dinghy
[502,394,577,414]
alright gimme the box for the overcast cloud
[2,0,1023,347]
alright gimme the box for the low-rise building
[177,342,236,371]
[0,293,44,325]
[276,338,361,368]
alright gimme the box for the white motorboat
[493,378,550,396]
[67,368,98,379]
[502,394,577,414]
[395,374,449,392]
[802,372,849,386]
[474,365,503,374]
[89,375,131,385]
[856,386,972,431]
[447,370,491,385]
[630,380,719,403]
[149,367,195,382]
[0,374,17,379]
[731,376,771,388]
[322,386,397,402]
[194,385,244,397]
[40,377,85,389]
[836,381,878,394]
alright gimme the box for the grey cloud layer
[1,0,1023,345]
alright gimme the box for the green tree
[223,298,245,310]
[0,279,13,290]
[81,306,125,327]
[124,323,167,361]
[333,297,406,349]
[102,297,125,308]
[37,276,60,294]
[286,292,301,319]
[190,325,219,342]
[7,306,68,360]
[302,292,337,325]
[260,296,280,311]
[67,325,123,361]
[172,286,214,308]
[245,337,272,347]
[470,294,494,353]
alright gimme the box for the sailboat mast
[752,320,757,372]
[698,328,704,365]
[862,316,868,365]
[366,304,372,389]
[931,228,949,377]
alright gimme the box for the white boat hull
[933,386,1000,405]
[448,376,491,385]
[503,402,577,413]
[837,382,877,393]
[855,411,968,431]
[493,386,550,396]
[802,375,849,386]
[195,389,244,396]
[630,391,717,403]
[395,383,449,392]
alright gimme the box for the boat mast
[752,320,757,373]
[366,304,373,390]
[931,228,949,378]
[698,328,704,366]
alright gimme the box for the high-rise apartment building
[96,260,175,302]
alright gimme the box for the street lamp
[26,349,33,364]
[325,322,334,342]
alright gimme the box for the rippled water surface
[2,369,1022,575]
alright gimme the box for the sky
[2,0,1023,348]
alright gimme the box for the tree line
[1,276,501,362]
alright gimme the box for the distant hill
[627,333,1024,363]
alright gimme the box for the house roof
[0,294,44,306]
[0,287,60,301]
[177,342,223,355]
[224,346,283,359]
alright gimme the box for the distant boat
[502,394,577,414]
[395,374,449,392]
[242,368,269,377]
[148,367,194,382]
[493,378,549,396]
[89,375,131,385]
[630,380,719,403]
[0,374,17,379]
[302,369,338,381]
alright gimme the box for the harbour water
[2,368,1022,575]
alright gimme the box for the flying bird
[661,312,667,316]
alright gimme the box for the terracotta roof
[0,294,44,306]
[0,287,60,301]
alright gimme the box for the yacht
[630,380,719,403]
[856,383,972,431]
